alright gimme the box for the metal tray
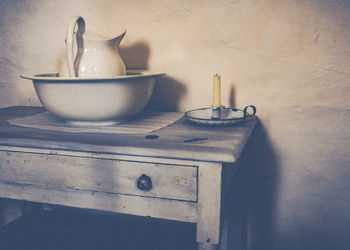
[185,105,256,125]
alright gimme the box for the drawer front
[0,151,197,202]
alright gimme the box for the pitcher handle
[66,16,85,77]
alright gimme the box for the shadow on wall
[120,40,187,112]
[146,76,187,112]
[228,119,280,249]
[229,85,236,108]
[120,41,150,70]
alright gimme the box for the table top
[0,106,256,163]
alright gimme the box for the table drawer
[0,151,198,202]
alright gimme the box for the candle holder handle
[243,105,256,118]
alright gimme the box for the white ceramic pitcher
[59,16,126,77]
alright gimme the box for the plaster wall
[0,0,350,249]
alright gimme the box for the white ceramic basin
[21,70,164,125]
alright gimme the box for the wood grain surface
[0,106,256,163]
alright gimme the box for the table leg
[219,163,249,250]
[219,204,247,250]
[196,162,222,250]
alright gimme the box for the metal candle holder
[211,106,222,120]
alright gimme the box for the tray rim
[184,106,256,125]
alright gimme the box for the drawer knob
[137,174,152,191]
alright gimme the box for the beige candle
[212,73,221,108]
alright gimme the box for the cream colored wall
[1,0,350,249]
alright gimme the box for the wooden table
[0,106,256,250]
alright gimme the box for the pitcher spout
[110,30,127,47]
